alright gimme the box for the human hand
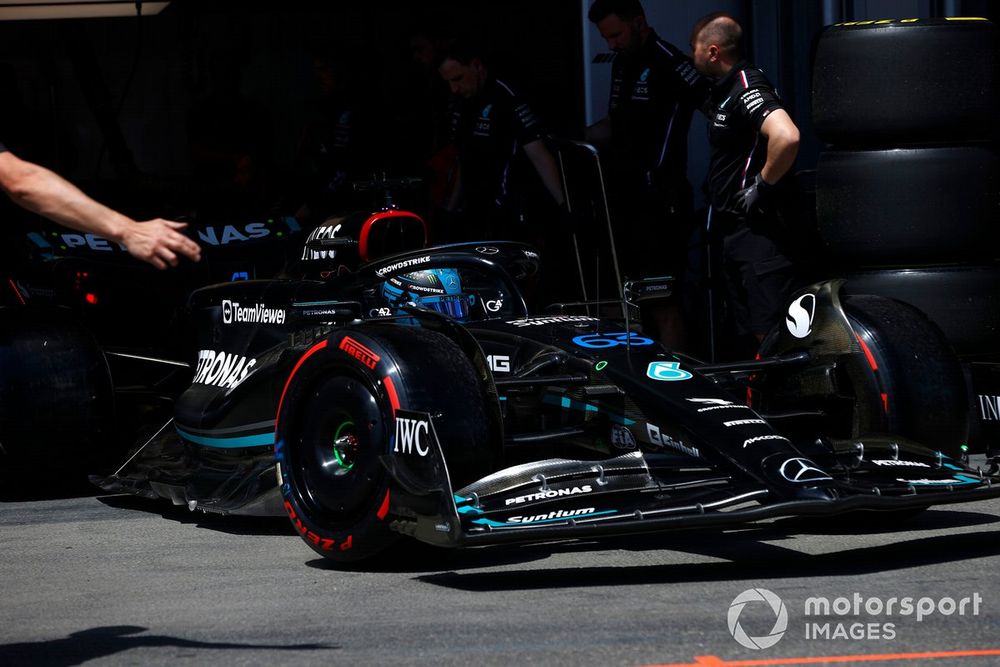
[735,173,773,215]
[121,218,202,269]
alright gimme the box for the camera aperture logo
[726,590,983,648]
[728,588,788,650]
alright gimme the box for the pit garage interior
[1,0,999,468]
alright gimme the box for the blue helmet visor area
[422,294,471,319]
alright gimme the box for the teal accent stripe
[176,426,274,448]
[952,474,981,485]
[544,394,635,426]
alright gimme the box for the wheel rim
[288,371,388,524]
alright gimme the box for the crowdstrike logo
[375,256,432,278]
[728,588,788,650]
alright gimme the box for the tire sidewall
[275,332,403,561]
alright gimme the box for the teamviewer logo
[222,299,233,324]
[728,588,788,649]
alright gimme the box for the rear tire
[0,306,115,491]
[275,325,497,562]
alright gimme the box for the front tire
[839,295,968,457]
[275,325,497,562]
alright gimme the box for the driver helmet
[381,268,476,320]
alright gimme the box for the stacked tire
[811,17,1000,449]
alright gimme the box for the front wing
[382,412,1000,549]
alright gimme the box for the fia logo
[393,410,431,457]
[611,424,636,450]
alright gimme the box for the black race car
[95,214,1000,563]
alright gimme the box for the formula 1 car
[95,209,1000,562]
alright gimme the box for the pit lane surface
[3,481,1000,666]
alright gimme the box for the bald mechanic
[690,13,800,347]
[0,142,201,269]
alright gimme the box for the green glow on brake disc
[333,420,356,470]
[595,361,608,371]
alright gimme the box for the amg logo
[338,336,380,369]
[393,413,430,457]
[487,355,510,372]
[978,395,1000,421]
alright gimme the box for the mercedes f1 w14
[98,225,1000,562]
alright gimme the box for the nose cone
[761,452,839,502]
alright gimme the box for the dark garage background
[0,0,996,224]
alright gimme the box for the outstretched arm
[0,150,201,269]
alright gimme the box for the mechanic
[690,12,801,352]
[0,142,201,269]
[586,0,709,350]
[437,40,565,243]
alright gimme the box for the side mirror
[624,276,674,302]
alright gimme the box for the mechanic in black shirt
[691,13,801,348]
[438,41,565,243]
[0,141,201,269]
[587,0,709,349]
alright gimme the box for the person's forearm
[584,117,611,150]
[445,162,463,212]
[524,140,565,206]
[4,158,134,243]
[760,135,799,184]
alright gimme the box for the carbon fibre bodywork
[97,241,1000,555]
